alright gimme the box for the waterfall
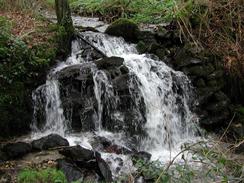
[31,30,199,162]
[80,32,199,159]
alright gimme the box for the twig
[219,113,236,142]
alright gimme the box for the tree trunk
[55,0,74,56]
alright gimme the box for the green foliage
[18,168,68,183]
[70,0,196,23]
[0,16,60,138]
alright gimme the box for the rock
[194,78,206,88]
[214,91,230,102]
[197,87,221,105]
[200,110,229,127]
[105,18,140,43]
[183,63,215,78]
[138,31,157,44]
[136,41,148,54]
[132,151,152,163]
[56,64,84,80]
[173,49,203,69]
[205,101,229,113]
[234,143,244,154]
[207,79,224,88]
[147,43,162,54]
[231,122,244,140]
[207,70,224,80]
[0,151,8,163]
[95,153,113,182]
[155,48,167,60]
[32,134,69,151]
[59,145,95,162]
[2,142,31,159]
[94,57,124,70]
[57,159,84,182]
[112,74,129,93]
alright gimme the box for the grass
[70,0,195,23]
[18,168,68,183]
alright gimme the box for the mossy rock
[105,18,140,43]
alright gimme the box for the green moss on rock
[105,18,140,43]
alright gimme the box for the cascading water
[81,31,199,160]
[92,69,119,131]
[31,29,200,176]
[32,79,67,137]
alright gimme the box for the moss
[105,18,140,43]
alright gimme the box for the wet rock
[207,70,224,80]
[155,48,167,60]
[105,18,140,43]
[207,78,224,88]
[2,142,31,159]
[57,159,84,182]
[183,63,215,78]
[137,41,148,54]
[214,91,230,102]
[200,110,230,127]
[59,145,95,162]
[197,87,221,105]
[132,151,152,163]
[104,144,132,155]
[205,100,229,113]
[32,134,69,151]
[95,153,113,182]
[138,31,157,44]
[194,78,206,88]
[92,136,132,155]
[94,57,124,70]
[112,74,130,93]
[92,136,112,150]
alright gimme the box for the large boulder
[95,153,113,182]
[105,18,140,43]
[57,159,84,182]
[59,145,95,162]
[31,134,69,151]
[1,142,32,160]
